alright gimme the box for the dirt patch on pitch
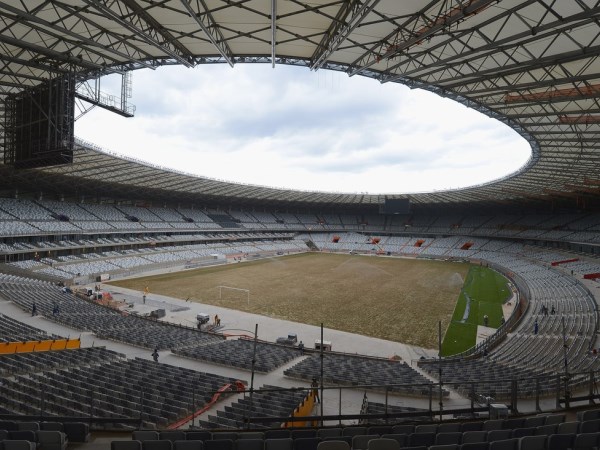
[109,253,470,349]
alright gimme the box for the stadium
[1,1,600,449]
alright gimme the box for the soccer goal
[218,285,250,305]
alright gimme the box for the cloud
[74,64,531,194]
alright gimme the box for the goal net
[218,285,250,305]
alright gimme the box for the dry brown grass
[109,252,470,349]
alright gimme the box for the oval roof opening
[75,64,531,195]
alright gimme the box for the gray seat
[517,435,546,450]
[265,432,291,440]
[428,445,459,450]
[293,438,321,450]
[544,414,565,425]
[438,424,462,433]
[174,442,203,450]
[462,423,484,432]
[351,435,376,450]
[435,432,462,445]
[487,430,511,442]
[3,442,36,450]
[16,423,39,432]
[40,423,63,432]
[547,434,575,450]
[580,419,600,433]
[380,434,407,448]
[317,430,342,439]
[367,438,400,450]
[408,432,435,447]
[391,425,414,435]
[239,433,265,440]
[213,434,237,441]
[488,439,518,450]
[236,439,264,450]
[111,441,143,450]
[264,438,293,450]
[205,440,235,450]
[63,423,90,443]
[342,428,367,438]
[523,417,545,429]
[160,432,187,443]
[572,432,600,450]
[186,432,212,442]
[462,431,487,444]
[415,424,437,434]
[36,431,67,450]
[483,420,504,432]
[143,441,173,450]
[316,441,350,450]
[577,409,600,422]
[133,432,160,443]
[533,424,556,436]
[460,443,489,450]
[557,422,579,434]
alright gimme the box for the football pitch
[110,252,477,349]
[440,265,511,356]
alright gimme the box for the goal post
[218,285,250,305]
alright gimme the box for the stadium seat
[547,433,575,450]
[351,435,376,450]
[205,439,235,450]
[291,431,317,440]
[438,424,462,433]
[133,432,160,442]
[460,443,489,450]
[3,442,37,450]
[293,437,321,450]
[367,438,400,450]
[316,441,350,450]
[517,435,546,450]
[143,441,173,450]
[265,431,291,440]
[239,433,265,440]
[488,438,518,450]
[264,438,293,450]
[236,439,264,450]
[580,419,600,433]
[408,432,435,447]
[557,422,579,434]
[112,442,142,450]
[380,434,407,447]
[187,432,212,442]
[174,442,204,450]
[63,423,89,443]
[213,434,237,441]
[487,430,511,442]
[367,427,392,436]
[160,432,187,442]
[462,431,487,444]
[435,432,462,445]
[36,431,67,450]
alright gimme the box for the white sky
[75,64,531,195]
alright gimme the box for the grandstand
[2,1,600,449]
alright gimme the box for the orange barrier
[167,381,246,429]
[0,338,80,354]
[284,390,317,428]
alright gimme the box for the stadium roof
[0,0,599,211]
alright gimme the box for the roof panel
[0,0,599,209]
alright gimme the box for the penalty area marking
[218,285,250,305]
